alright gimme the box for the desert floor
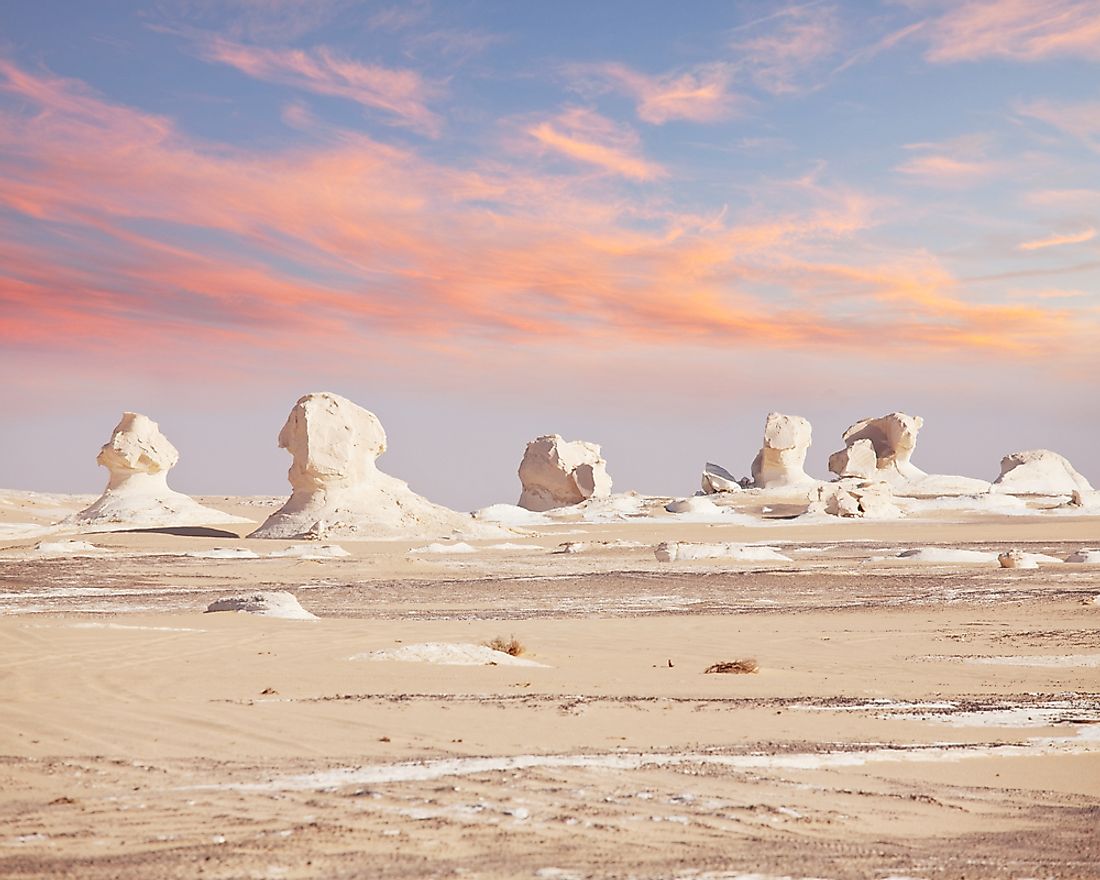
[1,494,1098,879]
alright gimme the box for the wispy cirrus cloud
[895,135,1008,186]
[567,62,741,125]
[1016,96,1100,151]
[731,3,842,95]
[923,0,1100,63]
[195,36,444,135]
[524,108,666,179]
[1018,228,1096,251]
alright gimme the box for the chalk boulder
[70,412,249,528]
[251,392,493,539]
[811,481,902,519]
[831,412,925,483]
[701,462,740,494]
[205,591,317,620]
[826,438,877,480]
[992,449,1094,496]
[751,413,816,489]
[517,435,612,511]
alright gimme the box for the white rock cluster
[993,450,1094,496]
[517,434,612,511]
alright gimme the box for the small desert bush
[704,658,759,675]
[485,635,525,656]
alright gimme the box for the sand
[1,491,1099,878]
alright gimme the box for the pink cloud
[570,62,740,125]
[196,37,444,135]
[0,58,1092,375]
[731,4,842,95]
[895,135,1008,186]
[1017,97,1100,150]
[525,108,666,180]
[1018,228,1096,251]
[925,0,1100,63]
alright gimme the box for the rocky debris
[751,413,816,489]
[992,449,1094,496]
[517,435,613,511]
[701,462,740,494]
[70,412,249,528]
[251,392,493,540]
[809,481,902,519]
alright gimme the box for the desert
[1,396,1099,879]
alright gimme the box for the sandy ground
[1,492,1099,879]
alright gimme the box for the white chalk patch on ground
[185,548,261,559]
[484,542,538,551]
[352,643,547,667]
[216,726,1100,792]
[963,654,1100,668]
[409,542,478,555]
[473,503,551,526]
[268,544,350,559]
[66,622,204,633]
[800,699,1100,728]
[655,542,792,563]
[33,540,108,556]
[893,548,999,563]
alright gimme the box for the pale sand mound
[353,643,547,667]
[204,591,317,620]
[409,542,478,554]
[269,544,351,559]
[33,540,106,556]
[655,542,791,563]
[896,548,999,563]
[473,504,551,526]
[186,548,261,559]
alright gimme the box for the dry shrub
[704,658,759,675]
[485,635,525,656]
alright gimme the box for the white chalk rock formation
[751,413,816,489]
[829,412,990,497]
[517,434,612,511]
[1067,489,1100,510]
[1066,549,1100,564]
[251,392,492,540]
[998,550,1033,569]
[826,438,878,480]
[830,412,925,483]
[992,450,1094,496]
[701,462,740,494]
[71,412,249,529]
[205,591,317,620]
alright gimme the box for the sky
[1,0,1098,509]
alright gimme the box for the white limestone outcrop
[70,412,248,528]
[517,434,612,511]
[992,449,1094,496]
[750,413,816,489]
[251,392,494,540]
[205,591,317,619]
[809,481,902,519]
[701,462,740,494]
[829,412,990,497]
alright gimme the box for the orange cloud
[925,0,1100,63]
[196,36,443,135]
[570,62,740,124]
[525,108,666,180]
[895,135,1007,186]
[0,58,1092,375]
[1019,228,1097,251]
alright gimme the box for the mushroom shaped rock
[701,462,740,494]
[251,392,490,539]
[751,413,816,489]
[992,449,1094,496]
[71,413,249,528]
[517,435,612,512]
[831,412,926,483]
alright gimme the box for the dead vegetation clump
[704,658,759,675]
[485,635,525,656]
